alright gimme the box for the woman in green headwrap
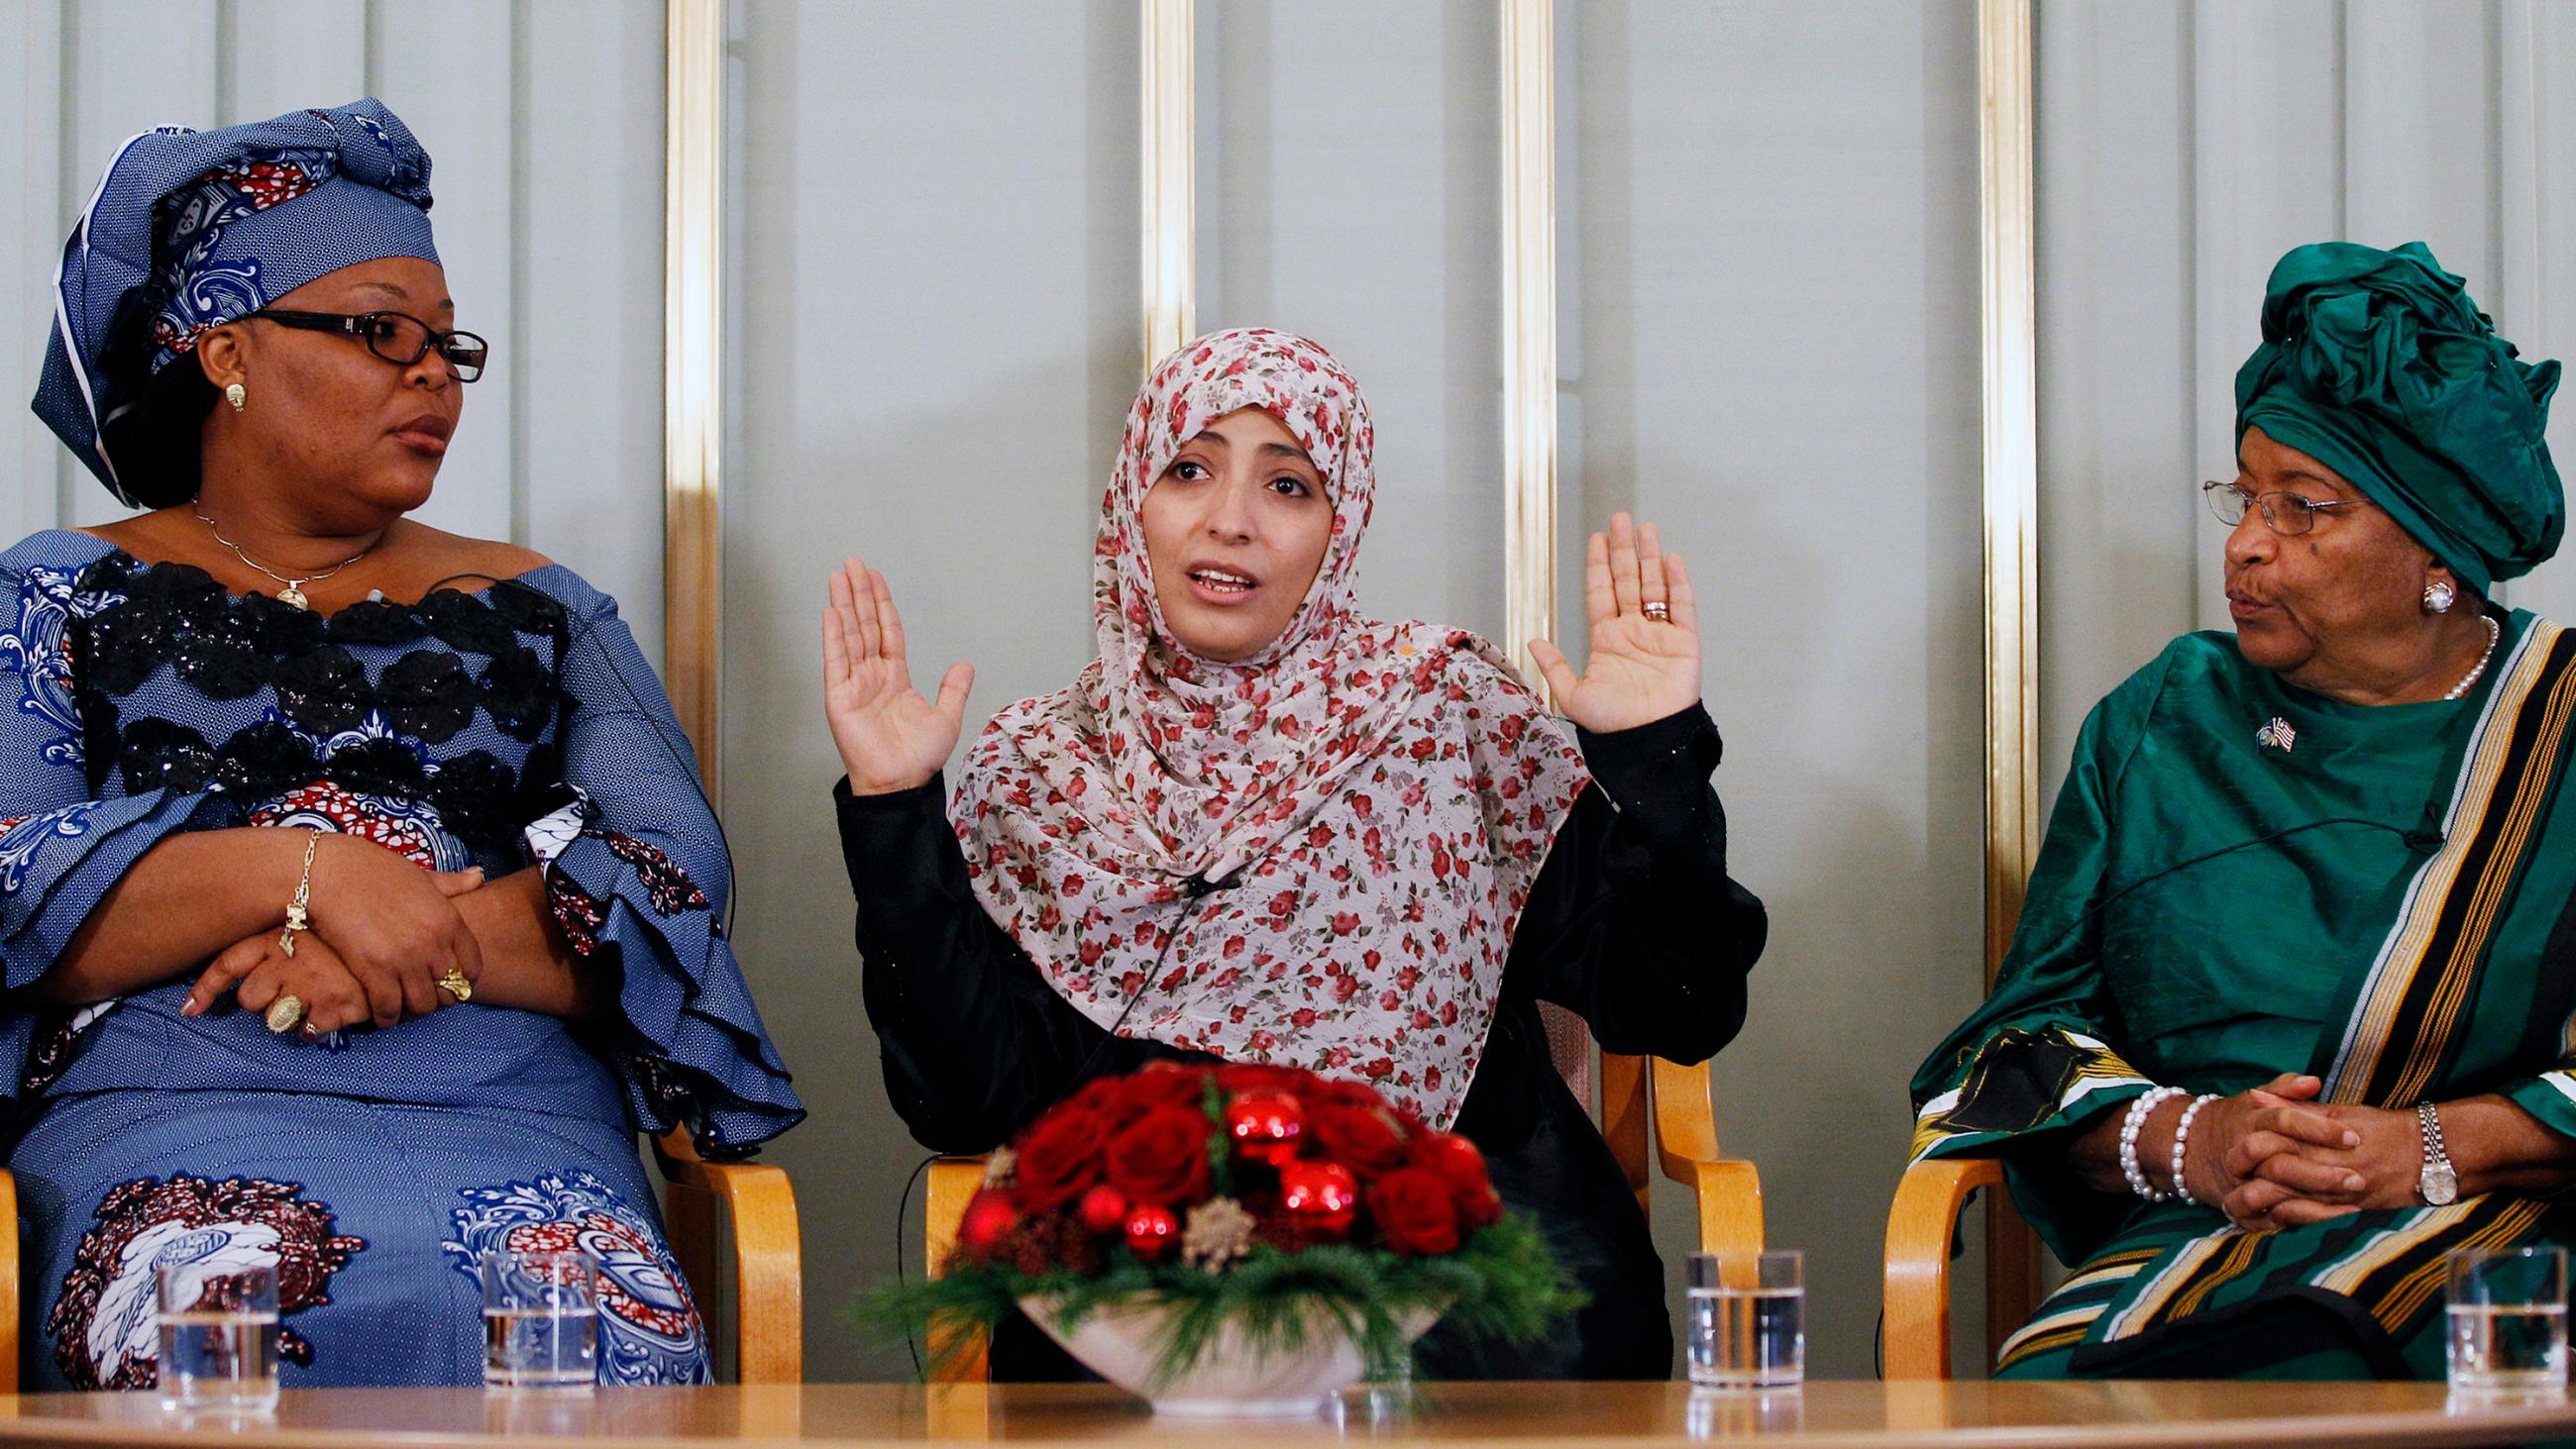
[1911,241,2576,1380]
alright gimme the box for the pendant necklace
[2443,615,2504,701]
[192,508,373,610]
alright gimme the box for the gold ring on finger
[1641,601,1671,623]
[265,994,307,1034]
[436,970,474,1002]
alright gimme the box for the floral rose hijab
[951,328,1590,1127]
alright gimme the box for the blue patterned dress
[0,530,802,1390]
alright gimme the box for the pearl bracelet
[2170,1093,2220,1204]
[2120,1087,2187,1201]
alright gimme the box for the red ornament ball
[1226,1088,1307,1168]
[1279,1160,1359,1235]
[1125,1202,1179,1261]
[1076,1184,1129,1235]
[958,1190,1020,1255]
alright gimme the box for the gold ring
[265,995,307,1034]
[436,971,473,1003]
[1641,601,1671,623]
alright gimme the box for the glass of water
[481,1248,599,1390]
[157,1261,280,1412]
[2448,1245,2569,1392]
[1686,1248,1804,1390]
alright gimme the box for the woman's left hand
[180,929,381,1040]
[1528,512,1702,733]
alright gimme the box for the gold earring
[224,382,247,414]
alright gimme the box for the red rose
[1013,1104,1112,1211]
[1106,1104,1215,1206]
[1309,1101,1411,1177]
[1116,1063,1213,1117]
[1410,1131,1501,1227]
[1367,1168,1461,1255]
[1215,1063,1308,1094]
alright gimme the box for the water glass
[1685,1249,1804,1390]
[481,1248,599,1390]
[157,1261,280,1412]
[2448,1245,2569,1392]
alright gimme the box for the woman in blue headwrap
[1911,242,2576,1380]
[8,101,799,1389]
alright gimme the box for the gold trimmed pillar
[1139,0,1195,372]
[664,0,725,797]
[1978,0,2043,1367]
[1499,0,1557,672]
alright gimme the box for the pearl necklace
[192,509,374,610]
[2444,615,2504,701]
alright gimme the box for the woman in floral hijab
[828,328,1767,1377]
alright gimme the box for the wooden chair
[1881,1156,2030,1380]
[919,1027,1763,1384]
[0,1125,802,1392]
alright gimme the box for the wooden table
[0,1381,2572,1447]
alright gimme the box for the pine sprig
[858,1213,1583,1386]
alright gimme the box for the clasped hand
[181,833,486,1038]
[2179,1074,2422,1229]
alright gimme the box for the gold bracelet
[277,830,320,958]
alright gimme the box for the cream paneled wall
[1558,0,1987,1379]
[722,0,1139,1382]
[0,0,667,657]
[1197,1,1508,641]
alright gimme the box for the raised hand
[822,559,976,796]
[1527,512,1702,734]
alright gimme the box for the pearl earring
[2424,579,2457,614]
[224,383,247,414]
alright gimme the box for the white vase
[1019,1294,1439,1416]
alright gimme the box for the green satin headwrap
[2235,241,2563,594]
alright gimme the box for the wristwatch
[2417,1101,2459,1205]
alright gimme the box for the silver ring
[1641,601,1671,623]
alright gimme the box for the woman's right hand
[299,836,486,1027]
[822,559,976,795]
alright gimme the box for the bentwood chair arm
[1881,1156,2005,1380]
[655,1125,805,1385]
[1648,1056,1765,1260]
[923,1154,994,1383]
[0,1169,17,1392]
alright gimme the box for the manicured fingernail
[2343,1132,2360,1147]
[180,999,199,1016]
[2345,1173,2365,1190]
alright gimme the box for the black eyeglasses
[249,310,489,382]
[2202,479,2376,536]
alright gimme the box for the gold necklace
[191,508,374,610]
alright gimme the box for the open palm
[821,559,976,795]
[1528,513,1702,734]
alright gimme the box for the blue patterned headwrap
[31,98,438,503]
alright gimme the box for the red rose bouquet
[873,1061,1580,1388]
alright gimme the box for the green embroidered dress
[1912,611,2576,1379]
